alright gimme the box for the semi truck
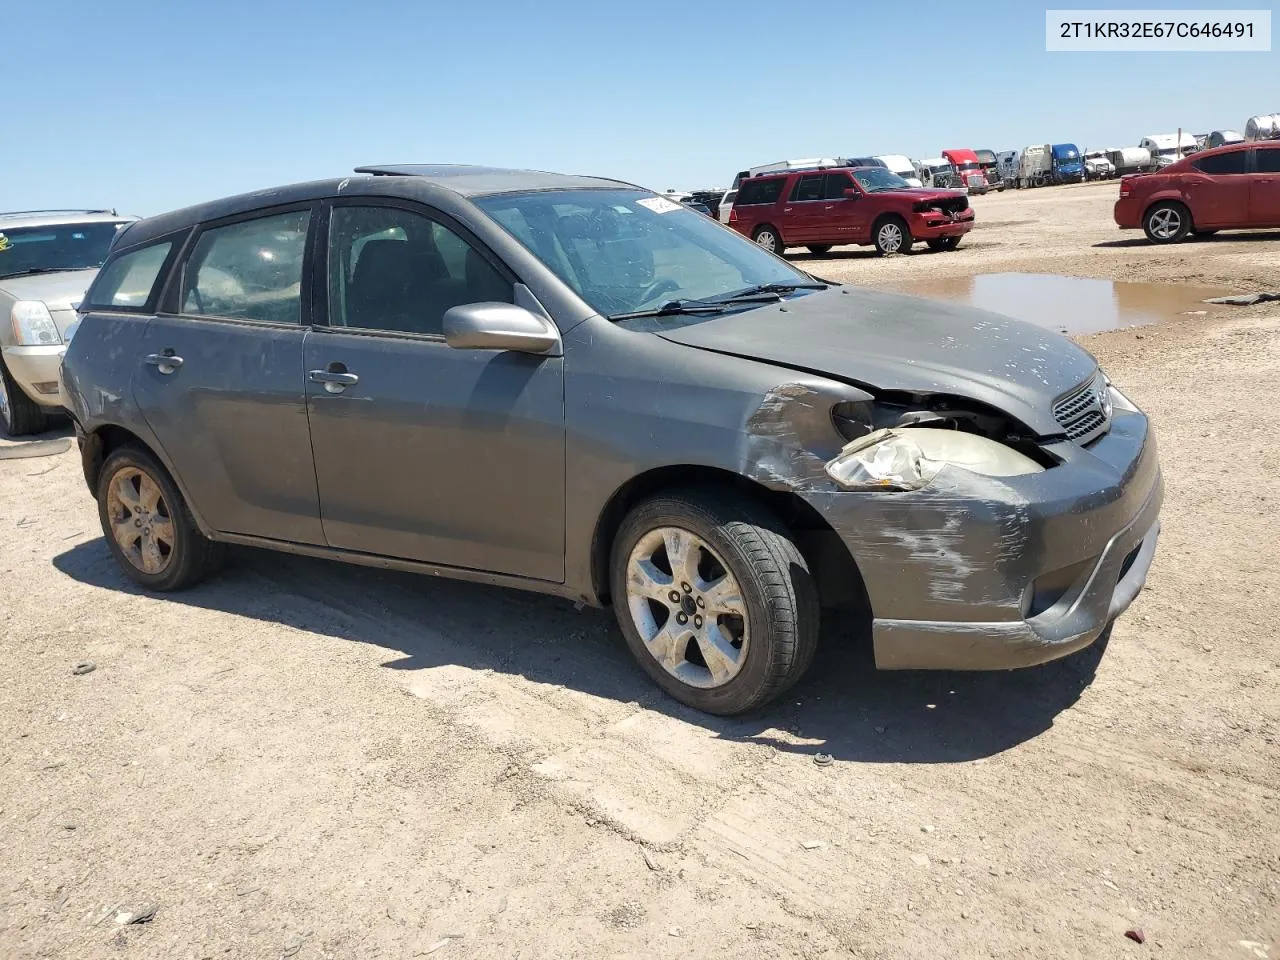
[941,148,988,193]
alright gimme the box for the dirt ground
[2,181,1277,960]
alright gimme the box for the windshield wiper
[716,281,829,302]
[0,266,96,279]
[608,300,731,321]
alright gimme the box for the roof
[0,209,136,229]
[351,164,637,197]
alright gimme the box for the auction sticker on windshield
[0,234,10,252]
[636,197,682,214]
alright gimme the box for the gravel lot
[2,181,1277,960]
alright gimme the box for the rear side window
[790,175,825,202]
[1254,148,1280,173]
[1192,152,1247,175]
[180,209,311,324]
[735,178,785,206]
[86,241,173,310]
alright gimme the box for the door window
[1192,151,1247,175]
[790,175,825,202]
[86,240,174,310]
[328,206,512,336]
[824,173,855,199]
[1255,148,1280,173]
[180,210,311,324]
[735,178,785,205]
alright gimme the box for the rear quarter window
[85,241,175,310]
[735,178,785,206]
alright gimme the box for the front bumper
[909,212,975,239]
[802,408,1162,670]
[1,344,66,410]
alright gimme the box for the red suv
[1114,141,1280,243]
[728,166,975,256]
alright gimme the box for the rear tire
[873,216,912,255]
[1143,201,1191,244]
[926,236,961,252]
[806,244,832,255]
[97,445,224,591]
[0,359,48,437]
[752,225,784,255]
[609,488,820,716]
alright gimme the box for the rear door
[782,174,826,244]
[132,205,324,544]
[1183,150,1250,226]
[1250,147,1280,224]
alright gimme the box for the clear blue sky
[3,0,1275,215]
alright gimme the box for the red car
[728,166,975,256]
[1114,141,1280,243]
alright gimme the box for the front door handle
[144,352,184,374]
[309,368,359,394]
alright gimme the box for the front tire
[97,445,224,591]
[806,244,832,255]
[609,489,819,716]
[0,359,48,437]
[873,216,912,255]
[752,225,784,255]
[1144,201,1191,244]
[926,236,961,252]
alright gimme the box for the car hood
[655,287,1098,437]
[0,269,98,309]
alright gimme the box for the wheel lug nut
[694,615,703,628]
[669,590,681,603]
[695,596,705,608]
[676,613,688,625]
[681,582,692,593]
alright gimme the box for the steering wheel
[634,277,680,308]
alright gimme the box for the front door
[1250,147,1280,224]
[822,172,869,242]
[1183,149,1250,226]
[781,174,827,244]
[132,206,324,544]
[304,201,566,582]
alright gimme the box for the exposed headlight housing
[1103,374,1138,413]
[10,301,62,346]
[825,427,1045,491]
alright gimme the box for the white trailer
[1018,144,1053,188]
[1106,146,1152,175]
[1139,133,1197,167]
[731,158,842,188]
[872,154,923,187]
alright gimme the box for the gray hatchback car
[61,165,1162,715]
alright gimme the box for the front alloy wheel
[874,217,911,255]
[609,489,819,715]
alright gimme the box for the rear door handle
[308,368,359,393]
[144,353,183,373]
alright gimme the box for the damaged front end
[913,195,972,222]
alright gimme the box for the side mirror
[443,302,561,355]
[843,188,861,199]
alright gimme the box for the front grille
[1053,373,1113,445]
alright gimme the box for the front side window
[824,173,855,199]
[790,175,825,202]
[1193,151,1247,175]
[327,205,511,336]
[86,241,174,309]
[0,220,130,280]
[473,189,815,319]
[181,210,310,324]
[1255,148,1280,174]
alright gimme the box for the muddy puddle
[889,272,1230,335]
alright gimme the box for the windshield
[0,221,129,280]
[473,189,814,318]
[955,161,981,172]
[1156,148,1179,157]
[851,168,912,192]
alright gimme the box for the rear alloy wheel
[926,236,962,252]
[806,244,832,256]
[752,226,783,255]
[610,489,819,716]
[1144,202,1191,244]
[873,216,912,255]
[97,446,224,591]
[0,359,48,437]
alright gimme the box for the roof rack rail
[0,208,116,218]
